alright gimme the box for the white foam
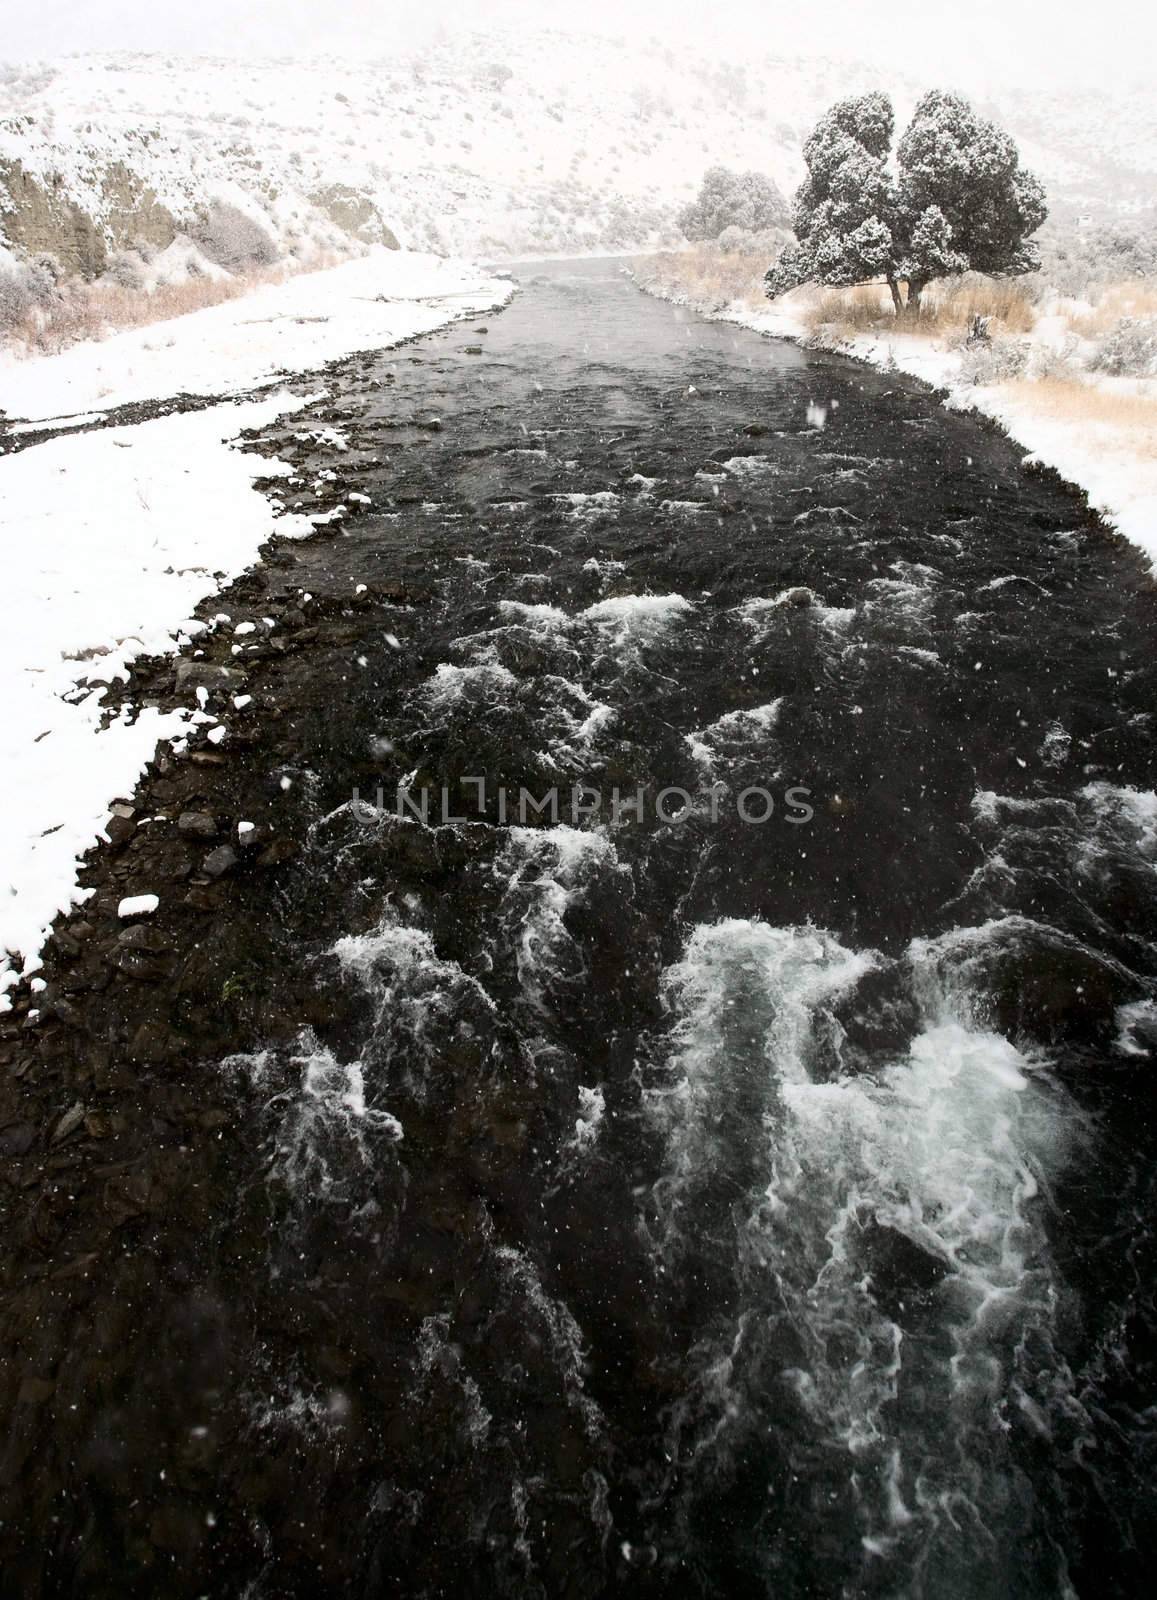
[494,1245,603,1439]
[720,455,781,478]
[1079,781,1157,864]
[735,592,856,646]
[684,700,783,777]
[494,826,620,1011]
[418,655,518,713]
[649,916,1076,1579]
[1114,998,1157,1056]
[497,600,570,629]
[580,593,692,658]
[333,915,496,1095]
[226,1032,402,1203]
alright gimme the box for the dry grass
[632,244,770,310]
[1003,375,1157,457]
[4,254,345,359]
[803,274,1037,338]
[805,284,893,331]
[1064,278,1157,338]
[634,247,1043,339]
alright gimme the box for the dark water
[4,259,1157,1596]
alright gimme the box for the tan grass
[922,276,1037,334]
[632,244,770,310]
[804,284,893,332]
[1064,279,1157,338]
[4,253,345,359]
[1002,375,1157,458]
[803,275,1037,338]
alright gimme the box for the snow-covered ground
[0,249,511,1005]
[0,250,508,421]
[2,33,1155,274]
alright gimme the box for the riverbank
[0,249,513,1004]
[631,249,1157,573]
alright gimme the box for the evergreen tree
[680,166,790,241]
[766,90,1046,313]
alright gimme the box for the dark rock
[256,838,299,868]
[16,1377,55,1406]
[177,811,218,840]
[202,845,239,879]
[183,885,226,912]
[116,924,174,953]
[105,815,137,848]
[51,1102,86,1144]
[786,587,815,607]
[43,994,82,1027]
[174,662,245,692]
[0,1122,36,1156]
[127,1021,178,1063]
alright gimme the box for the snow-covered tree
[679,166,789,242]
[766,90,1046,313]
[766,93,899,304]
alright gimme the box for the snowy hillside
[3,31,1154,277]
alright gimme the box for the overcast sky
[3,0,1151,93]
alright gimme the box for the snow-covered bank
[0,250,512,1004]
[632,268,1157,574]
[0,249,510,422]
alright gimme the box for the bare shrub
[104,250,146,291]
[923,275,1037,334]
[189,201,279,273]
[0,261,311,357]
[1037,221,1157,298]
[959,337,1031,384]
[0,256,56,334]
[717,225,792,256]
[805,284,893,333]
[1087,317,1157,377]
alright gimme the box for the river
[2,257,1156,1597]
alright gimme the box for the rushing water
[8,259,1157,1595]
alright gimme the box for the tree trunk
[887,276,903,316]
[905,279,927,314]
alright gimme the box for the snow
[0,249,511,1004]
[117,894,159,919]
[2,36,1150,274]
[0,249,510,422]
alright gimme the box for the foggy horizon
[2,0,1152,95]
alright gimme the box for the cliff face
[1,154,177,277]
[310,185,399,249]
